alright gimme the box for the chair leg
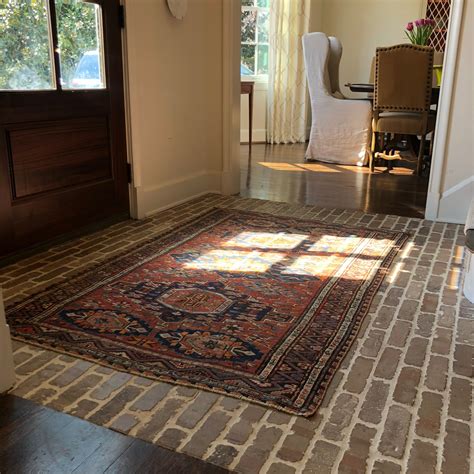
[417,134,426,176]
[370,131,377,172]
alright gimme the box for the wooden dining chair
[370,44,435,175]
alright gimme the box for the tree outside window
[241,0,270,80]
[0,0,104,91]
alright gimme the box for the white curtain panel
[267,0,311,144]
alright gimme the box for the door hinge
[118,5,125,29]
[126,163,132,183]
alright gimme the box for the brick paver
[2,193,472,473]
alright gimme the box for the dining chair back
[370,44,435,175]
[374,44,434,114]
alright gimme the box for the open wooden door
[0,0,129,258]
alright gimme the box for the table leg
[248,87,253,153]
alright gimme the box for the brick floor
[2,193,473,473]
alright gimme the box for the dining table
[345,83,440,105]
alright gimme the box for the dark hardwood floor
[240,143,429,218]
[0,395,229,474]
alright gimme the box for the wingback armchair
[303,32,372,165]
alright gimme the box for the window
[55,0,106,89]
[0,0,105,91]
[241,0,270,80]
[0,0,55,90]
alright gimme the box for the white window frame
[240,1,269,83]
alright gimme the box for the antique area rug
[7,209,408,416]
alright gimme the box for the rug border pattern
[6,208,409,416]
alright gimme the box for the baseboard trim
[136,171,222,218]
[240,129,266,143]
[425,191,440,221]
[0,292,15,393]
[463,251,474,303]
[437,176,474,224]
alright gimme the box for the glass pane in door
[0,0,55,90]
[55,0,106,89]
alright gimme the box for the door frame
[221,0,242,197]
[119,1,137,219]
[217,0,466,223]
[0,290,15,393]
[425,0,466,222]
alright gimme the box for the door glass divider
[48,0,62,91]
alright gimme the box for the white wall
[124,0,225,218]
[437,0,473,223]
[240,0,425,140]
[320,0,425,98]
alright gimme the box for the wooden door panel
[12,180,120,245]
[8,117,112,199]
[0,91,109,124]
[0,0,129,259]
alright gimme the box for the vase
[433,65,443,86]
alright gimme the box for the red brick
[415,392,443,439]
[393,367,421,405]
[442,420,470,474]
[372,460,401,474]
[183,411,232,458]
[338,424,376,474]
[387,320,411,348]
[361,329,385,358]
[359,380,389,424]
[453,344,473,377]
[407,440,437,474]
[374,347,401,379]
[421,293,438,313]
[425,356,448,391]
[322,393,358,441]
[448,377,472,421]
[343,357,374,393]
[431,328,452,355]
[304,441,339,474]
[404,337,428,367]
[379,405,411,458]
[234,426,283,473]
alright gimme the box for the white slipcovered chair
[327,36,345,99]
[303,32,372,165]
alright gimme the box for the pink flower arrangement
[405,18,436,45]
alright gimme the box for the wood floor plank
[0,395,229,474]
[0,392,43,429]
[16,415,119,473]
[72,434,135,473]
[0,407,74,472]
[240,143,428,218]
[103,439,163,474]
[106,438,228,474]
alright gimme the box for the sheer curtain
[267,0,311,144]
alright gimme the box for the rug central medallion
[158,288,233,315]
[7,208,408,416]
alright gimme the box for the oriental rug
[6,208,408,416]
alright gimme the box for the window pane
[0,0,55,90]
[241,44,255,75]
[257,44,268,75]
[55,0,105,89]
[241,9,257,43]
[257,0,269,7]
[257,10,269,43]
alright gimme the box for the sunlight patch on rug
[6,208,408,416]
